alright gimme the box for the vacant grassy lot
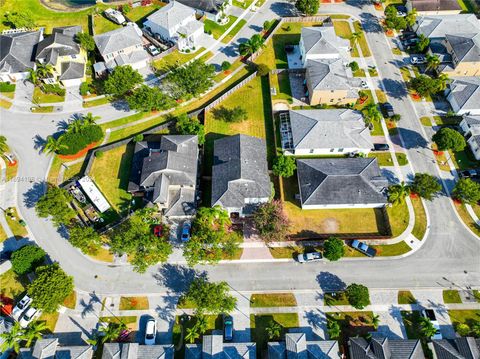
[250,313,299,354]
[90,144,134,214]
[250,293,297,307]
[398,290,416,304]
[443,290,462,304]
[119,296,149,310]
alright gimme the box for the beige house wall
[309,89,357,106]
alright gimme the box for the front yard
[250,293,297,307]
[153,47,211,74]
[204,15,240,41]
[33,86,65,104]
[250,313,299,354]
[326,311,375,346]
[448,310,480,336]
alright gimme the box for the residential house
[0,318,13,359]
[94,25,149,73]
[299,26,350,67]
[406,0,461,15]
[268,332,341,359]
[0,30,42,82]
[446,77,480,116]
[185,333,256,358]
[127,135,199,219]
[19,338,93,359]
[429,337,480,359]
[348,337,424,359]
[102,343,174,359]
[413,14,480,41]
[304,58,359,106]
[35,26,86,87]
[144,1,203,51]
[280,109,373,156]
[296,158,388,209]
[174,0,231,22]
[211,134,271,217]
[458,115,480,160]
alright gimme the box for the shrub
[79,82,91,96]
[348,61,359,72]
[221,61,231,71]
[0,82,15,92]
[94,150,104,158]
[11,245,46,275]
[134,134,144,142]
[57,124,103,155]
[345,283,370,309]
[41,84,66,96]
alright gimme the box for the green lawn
[93,14,121,34]
[333,21,359,57]
[443,290,462,304]
[119,296,149,310]
[38,312,59,333]
[269,245,303,259]
[250,293,297,307]
[419,116,432,126]
[324,292,349,306]
[5,207,28,238]
[33,87,65,104]
[0,99,12,109]
[106,116,169,143]
[63,161,84,182]
[448,310,480,336]
[222,18,247,44]
[398,290,416,304]
[99,316,138,331]
[233,0,254,8]
[455,202,480,237]
[353,21,371,57]
[0,225,7,242]
[353,69,366,77]
[345,240,411,257]
[63,291,77,309]
[153,47,208,74]
[387,200,409,237]
[31,106,54,113]
[326,311,374,346]
[204,15,239,40]
[270,72,292,103]
[250,313,299,354]
[371,119,385,136]
[83,97,110,108]
[411,197,427,240]
[0,270,27,299]
[450,146,480,170]
[368,152,394,166]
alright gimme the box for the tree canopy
[104,65,143,97]
[295,0,319,15]
[345,283,370,309]
[239,34,265,56]
[385,7,407,30]
[323,237,345,261]
[69,225,103,255]
[410,75,446,98]
[212,106,248,123]
[183,206,241,266]
[432,127,466,152]
[411,173,442,200]
[165,59,215,99]
[183,277,237,315]
[28,263,74,313]
[388,182,411,205]
[127,85,175,112]
[453,178,480,205]
[109,208,172,273]
[175,113,206,144]
[11,245,46,275]
[75,32,96,51]
[253,200,290,242]
[272,155,296,178]
[36,186,76,227]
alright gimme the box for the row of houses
[15,333,480,358]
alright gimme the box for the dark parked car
[373,143,390,151]
[395,5,408,16]
[351,240,377,257]
[458,169,480,179]
[403,38,419,46]
[400,31,417,41]
[223,315,233,341]
[382,102,395,117]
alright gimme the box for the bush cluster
[57,125,103,155]
[41,83,66,96]
[11,245,46,275]
[0,82,15,92]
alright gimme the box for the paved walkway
[241,219,273,260]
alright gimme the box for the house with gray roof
[349,337,424,359]
[211,134,271,217]
[268,332,341,359]
[296,158,388,209]
[413,14,480,40]
[35,26,86,87]
[458,115,480,161]
[430,337,480,359]
[144,1,203,52]
[19,338,93,359]
[299,26,350,67]
[102,342,174,359]
[280,109,373,156]
[128,134,199,219]
[446,77,480,116]
[0,317,13,359]
[175,0,231,22]
[94,25,149,72]
[406,0,461,14]
[304,58,359,106]
[185,333,256,358]
[0,30,42,82]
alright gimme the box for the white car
[12,294,32,320]
[104,8,126,25]
[410,56,426,64]
[19,307,41,328]
[147,45,160,56]
[297,251,322,263]
[360,80,368,89]
[144,318,156,345]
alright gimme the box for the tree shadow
[381,78,408,99]
[303,309,327,334]
[358,12,384,33]
[23,181,46,208]
[316,272,346,292]
[391,127,428,149]
[152,264,206,295]
[33,135,46,154]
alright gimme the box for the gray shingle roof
[19,338,93,359]
[431,338,480,359]
[94,26,143,56]
[36,28,81,65]
[176,0,223,15]
[60,61,85,80]
[102,343,174,359]
[349,337,424,359]
[448,77,480,113]
[305,59,358,98]
[445,33,480,63]
[211,134,271,210]
[0,31,42,74]
[288,109,372,151]
[301,26,349,57]
[268,333,341,359]
[414,14,480,39]
[296,158,388,207]
[145,1,196,31]
[185,334,256,359]
[407,0,461,12]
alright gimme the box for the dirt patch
[322,218,339,233]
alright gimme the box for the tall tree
[453,178,480,205]
[253,201,290,242]
[43,136,67,154]
[432,127,466,152]
[345,283,370,309]
[414,34,430,53]
[239,34,265,56]
[405,8,417,27]
[126,85,175,112]
[425,54,440,72]
[175,113,205,144]
[98,322,127,344]
[436,73,449,91]
[295,0,319,15]
[75,32,96,51]
[82,112,100,125]
[323,237,345,261]
[104,65,143,97]
[363,103,382,124]
[23,321,48,348]
[410,75,441,98]
[419,317,438,338]
[36,186,76,227]
[411,173,442,200]
[388,182,411,205]
[27,68,39,86]
[165,59,215,99]
[68,225,103,255]
[183,278,237,315]
[11,245,46,275]
[272,155,296,178]
[36,63,54,80]
[350,31,362,46]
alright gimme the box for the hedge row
[0,82,15,92]
[57,125,103,155]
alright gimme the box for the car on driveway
[360,80,368,89]
[147,45,160,56]
[421,309,442,339]
[400,32,417,41]
[351,240,377,257]
[12,294,32,320]
[410,55,426,64]
[19,307,41,328]
[153,225,163,237]
[395,5,408,16]
[403,38,419,46]
[223,315,234,341]
[382,102,395,117]
[181,222,191,242]
[297,251,322,263]
[373,143,390,151]
[144,318,157,345]
[458,169,480,179]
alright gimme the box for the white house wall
[301,202,386,209]
[467,137,480,160]
[284,147,371,156]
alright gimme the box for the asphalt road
[0,0,479,296]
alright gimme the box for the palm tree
[363,103,382,124]
[43,136,66,154]
[195,315,208,335]
[425,54,440,73]
[68,120,85,134]
[266,320,282,340]
[419,317,438,338]
[23,321,47,348]
[436,73,449,91]
[388,182,411,205]
[371,314,380,330]
[27,68,39,85]
[327,320,341,339]
[98,322,126,344]
[0,135,8,154]
[185,326,200,344]
[36,63,54,80]
[0,322,24,353]
[82,112,100,125]
[350,31,362,46]
[239,34,265,56]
